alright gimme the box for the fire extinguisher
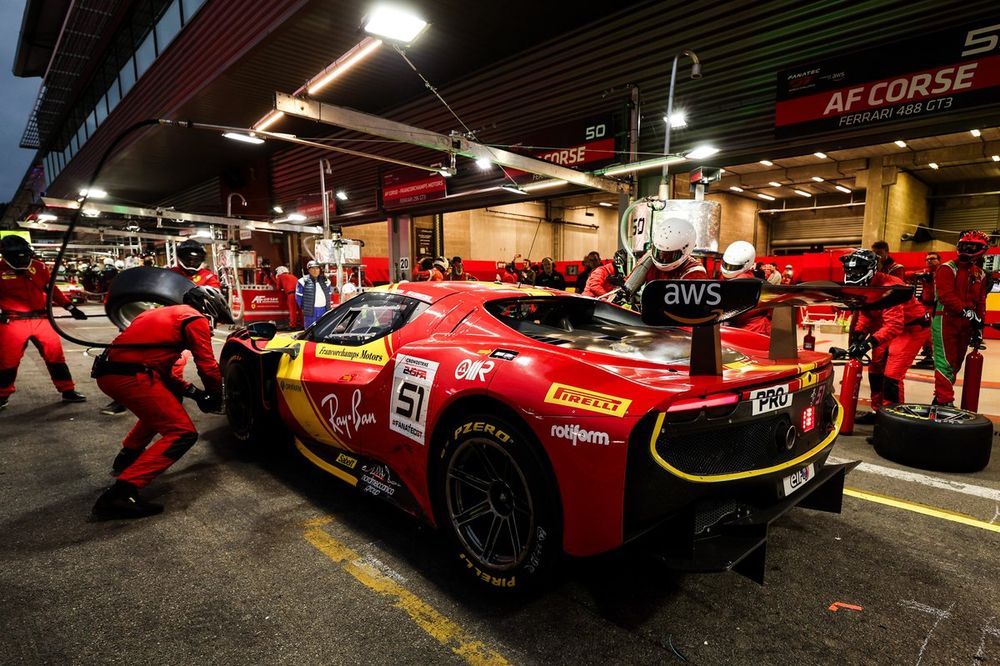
[961,325,985,412]
[832,346,863,435]
[803,325,816,351]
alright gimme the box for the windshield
[484,297,746,365]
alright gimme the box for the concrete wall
[706,192,766,252]
[887,170,931,252]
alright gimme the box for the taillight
[666,392,740,415]
[801,405,816,433]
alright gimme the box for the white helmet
[114,260,125,270]
[721,240,756,278]
[650,217,697,270]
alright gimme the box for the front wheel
[224,355,275,445]
[437,415,560,592]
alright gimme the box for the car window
[309,292,427,345]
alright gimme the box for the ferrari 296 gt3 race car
[220,280,863,590]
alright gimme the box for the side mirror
[247,322,277,340]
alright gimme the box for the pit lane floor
[1,309,998,665]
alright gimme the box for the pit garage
[2,1,1000,664]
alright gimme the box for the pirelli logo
[543,383,631,418]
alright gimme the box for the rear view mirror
[247,322,277,340]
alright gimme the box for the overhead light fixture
[523,179,568,192]
[437,168,456,178]
[335,190,348,201]
[362,5,428,45]
[757,193,776,201]
[272,206,283,214]
[222,132,265,145]
[192,229,214,239]
[793,189,812,197]
[598,201,614,207]
[929,162,940,169]
[81,207,100,217]
[685,145,719,160]
[37,213,58,222]
[993,155,1000,162]
[729,186,744,192]
[307,37,383,95]
[600,155,684,176]
[663,112,687,129]
[895,140,907,148]
[254,111,285,132]
[287,213,307,221]
[811,176,824,182]
[814,152,828,159]
[835,185,852,193]
[500,184,529,195]
[475,157,492,171]
[971,129,981,137]
[79,188,107,198]
[768,181,782,187]
[759,159,774,167]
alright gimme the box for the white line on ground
[830,456,1000,502]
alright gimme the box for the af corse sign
[506,111,623,180]
[382,167,447,209]
[775,21,1000,138]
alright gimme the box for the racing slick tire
[873,404,993,473]
[224,355,280,446]
[104,267,194,330]
[436,414,560,592]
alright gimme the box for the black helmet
[177,239,206,272]
[1,235,34,270]
[183,285,234,325]
[840,249,878,286]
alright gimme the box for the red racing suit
[645,257,708,282]
[0,258,76,397]
[168,265,221,288]
[94,305,222,489]
[932,260,987,405]
[583,262,620,297]
[853,273,928,408]
[724,270,771,335]
[274,272,301,328]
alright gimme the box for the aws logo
[663,281,721,306]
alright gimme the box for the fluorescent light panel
[757,193,775,201]
[663,112,687,128]
[835,185,852,193]
[222,132,264,145]
[363,6,428,43]
[79,188,107,198]
[811,176,824,182]
[601,155,683,176]
[523,180,568,192]
[729,186,744,192]
[686,145,719,160]
[759,160,774,167]
[814,152,828,159]
[895,140,907,148]
[971,129,981,137]
[768,181,782,188]
[254,111,285,132]
[335,190,348,201]
[794,189,812,197]
[929,162,939,169]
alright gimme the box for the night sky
[0,3,47,205]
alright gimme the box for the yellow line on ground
[844,487,1000,533]
[303,517,511,666]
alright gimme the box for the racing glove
[848,336,876,359]
[65,305,88,320]
[962,308,982,325]
[197,393,223,414]
[606,273,625,287]
[182,384,207,402]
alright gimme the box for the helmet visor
[2,248,32,269]
[178,249,205,270]
[653,248,685,268]
[722,260,746,274]
[957,241,986,257]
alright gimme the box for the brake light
[666,392,740,413]
[801,405,816,433]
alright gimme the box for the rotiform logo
[550,424,610,446]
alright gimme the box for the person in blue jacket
[295,261,333,328]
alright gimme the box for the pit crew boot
[111,447,142,476]
[92,480,163,520]
[0,396,7,411]
[854,410,878,425]
[62,390,86,403]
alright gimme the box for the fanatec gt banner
[775,21,1000,138]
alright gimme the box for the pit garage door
[767,212,864,252]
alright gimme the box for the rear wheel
[437,415,560,592]
[873,404,993,472]
[224,355,275,445]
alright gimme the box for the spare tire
[104,267,194,330]
[873,404,993,473]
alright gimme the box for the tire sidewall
[224,356,258,443]
[436,415,560,592]
[874,404,993,472]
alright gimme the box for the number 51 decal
[390,354,439,445]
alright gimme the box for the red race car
[221,280,861,590]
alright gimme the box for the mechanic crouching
[842,249,928,424]
[90,285,232,519]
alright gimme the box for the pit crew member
[721,240,771,335]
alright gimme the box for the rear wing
[641,279,914,375]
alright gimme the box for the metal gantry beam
[40,197,324,235]
[274,92,629,194]
[19,220,185,241]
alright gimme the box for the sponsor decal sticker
[336,452,358,469]
[550,424,611,446]
[454,358,495,382]
[750,385,792,415]
[390,354,439,444]
[360,463,400,497]
[543,383,631,417]
[321,388,377,439]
